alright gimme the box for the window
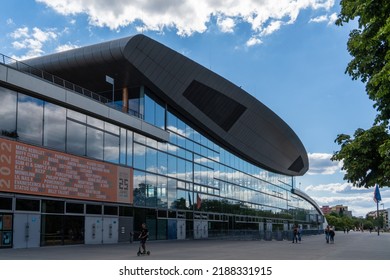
[87,126,103,160]
[104,132,119,163]
[15,198,40,212]
[0,197,12,210]
[66,120,86,156]
[120,128,127,165]
[66,202,84,214]
[0,87,17,138]
[104,205,118,215]
[86,204,102,214]
[133,143,146,170]
[17,93,43,145]
[42,200,64,213]
[44,102,66,151]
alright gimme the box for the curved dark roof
[23,34,309,176]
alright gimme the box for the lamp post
[105,75,114,104]
[381,203,385,230]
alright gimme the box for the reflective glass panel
[126,131,133,166]
[155,102,165,129]
[67,109,86,122]
[66,120,86,156]
[0,87,17,138]
[120,128,127,165]
[104,132,119,163]
[133,143,146,170]
[17,93,43,145]
[133,170,146,207]
[157,151,167,175]
[105,122,119,135]
[157,175,168,208]
[87,126,103,160]
[144,94,155,125]
[146,147,157,173]
[44,102,66,151]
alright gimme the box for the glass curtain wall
[0,85,317,224]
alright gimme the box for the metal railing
[0,53,142,119]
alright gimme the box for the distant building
[321,205,352,217]
[321,205,331,215]
[367,209,389,230]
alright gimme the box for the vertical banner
[117,166,133,204]
[0,139,14,192]
[0,137,133,204]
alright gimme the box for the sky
[0,0,388,218]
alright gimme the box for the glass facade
[0,83,321,246]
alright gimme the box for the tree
[332,0,390,188]
[332,124,390,187]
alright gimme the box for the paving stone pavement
[0,230,389,260]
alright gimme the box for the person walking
[138,223,149,254]
[292,225,298,243]
[329,226,335,244]
[298,226,303,243]
[324,225,330,244]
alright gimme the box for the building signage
[0,138,133,203]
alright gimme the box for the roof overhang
[23,34,309,176]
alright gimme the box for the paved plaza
[0,230,389,260]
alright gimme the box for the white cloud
[6,18,14,25]
[307,152,342,175]
[217,16,236,33]
[55,43,79,52]
[309,15,328,23]
[10,27,59,59]
[328,12,338,25]
[37,0,336,42]
[246,36,263,47]
[260,20,284,36]
[10,27,29,39]
[309,12,338,25]
[305,182,351,193]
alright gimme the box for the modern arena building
[0,34,323,249]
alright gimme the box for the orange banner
[0,138,133,204]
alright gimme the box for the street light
[105,75,114,104]
[379,203,385,231]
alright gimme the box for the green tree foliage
[332,124,390,187]
[325,213,365,230]
[332,0,390,188]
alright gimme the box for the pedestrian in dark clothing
[325,225,330,243]
[329,226,335,244]
[298,226,302,243]
[292,225,298,243]
[138,223,149,253]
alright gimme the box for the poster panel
[2,231,12,246]
[0,138,133,204]
[2,215,12,230]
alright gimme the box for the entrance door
[102,217,118,244]
[13,213,40,248]
[168,219,177,240]
[194,220,208,239]
[85,216,119,244]
[177,219,186,240]
[85,216,103,244]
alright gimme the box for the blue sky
[1,0,388,217]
